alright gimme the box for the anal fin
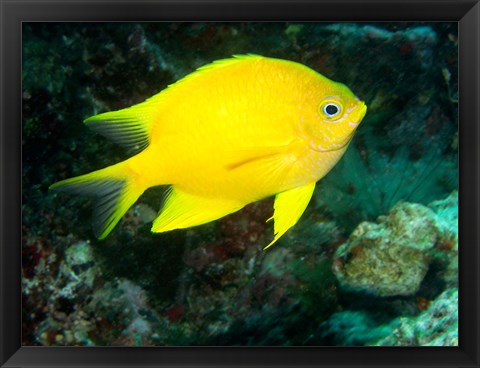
[264,182,316,249]
[151,187,243,233]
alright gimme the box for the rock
[333,198,453,297]
[372,288,458,346]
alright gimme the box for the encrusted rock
[333,199,451,297]
[372,288,458,346]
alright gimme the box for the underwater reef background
[22,22,458,346]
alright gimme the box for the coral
[371,288,458,346]
[381,202,442,251]
[333,221,430,297]
[314,145,458,233]
[289,257,338,324]
[86,279,165,346]
[22,22,458,347]
[23,238,102,345]
[319,287,458,346]
[154,202,340,346]
[333,194,457,297]
[24,238,168,346]
[307,23,457,234]
[159,201,299,345]
[294,24,450,118]
[427,191,458,289]
[319,310,393,346]
[429,191,458,241]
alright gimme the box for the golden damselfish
[51,55,367,248]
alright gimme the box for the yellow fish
[51,55,367,248]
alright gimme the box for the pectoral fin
[223,142,301,187]
[264,182,316,249]
[151,187,242,233]
[223,146,290,171]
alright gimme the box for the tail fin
[50,163,145,239]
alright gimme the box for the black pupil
[326,104,338,115]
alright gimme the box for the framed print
[1,0,479,367]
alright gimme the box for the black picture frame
[1,0,479,367]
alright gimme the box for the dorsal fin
[161,54,265,93]
[196,54,264,72]
[83,55,265,151]
[83,95,161,152]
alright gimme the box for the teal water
[22,22,458,346]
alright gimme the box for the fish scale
[51,54,366,247]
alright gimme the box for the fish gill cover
[22,22,458,346]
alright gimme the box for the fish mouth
[322,132,355,152]
[310,133,354,152]
[334,102,367,149]
[358,102,367,121]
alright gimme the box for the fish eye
[322,102,342,119]
[324,104,339,116]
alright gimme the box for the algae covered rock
[382,202,442,251]
[319,310,393,346]
[320,287,458,346]
[332,201,444,297]
[428,191,458,288]
[22,21,458,346]
[372,288,458,346]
